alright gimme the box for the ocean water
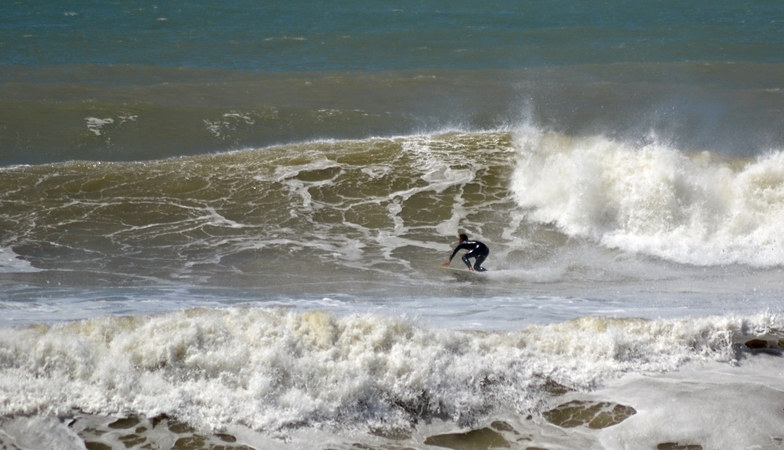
[2,1,784,449]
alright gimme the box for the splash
[511,129,784,266]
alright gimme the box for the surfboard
[438,265,488,281]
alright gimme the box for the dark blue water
[3,0,784,71]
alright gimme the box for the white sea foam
[84,117,114,136]
[0,416,85,450]
[0,308,776,435]
[597,356,784,449]
[511,129,784,266]
[0,247,40,273]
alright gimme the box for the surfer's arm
[444,243,467,265]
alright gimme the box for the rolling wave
[1,127,782,291]
[512,128,784,266]
[0,308,768,432]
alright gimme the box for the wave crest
[512,129,784,266]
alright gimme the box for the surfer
[442,233,489,272]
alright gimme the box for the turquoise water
[4,0,784,71]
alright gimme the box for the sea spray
[511,129,784,266]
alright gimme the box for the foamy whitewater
[512,128,784,267]
[1,308,784,450]
[3,1,784,448]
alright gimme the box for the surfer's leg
[461,254,473,269]
[473,253,487,271]
[473,249,489,271]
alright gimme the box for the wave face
[0,132,517,289]
[2,128,783,295]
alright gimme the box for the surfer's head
[458,233,468,243]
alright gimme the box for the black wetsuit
[449,239,490,271]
